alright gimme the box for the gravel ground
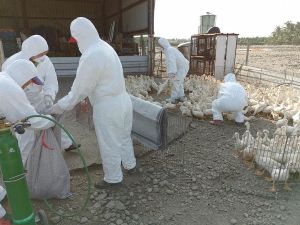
[32,115,300,225]
[23,45,300,224]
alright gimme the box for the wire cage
[235,127,300,192]
[189,34,216,75]
[138,112,193,181]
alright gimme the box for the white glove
[51,104,65,115]
[44,95,54,108]
[168,73,176,79]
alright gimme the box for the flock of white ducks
[125,75,300,124]
[125,75,300,191]
[234,122,300,192]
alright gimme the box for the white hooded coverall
[0,59,54,218]
[158,38,189,100]
[2,35,72,149]
[55,17,136,183]
[212,73,248,122]
[2,35,58,111]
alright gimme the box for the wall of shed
[0,0,103,36]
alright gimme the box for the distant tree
[269,21,300,45]
[237,21,300,45]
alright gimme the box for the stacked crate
[189,34,216,75]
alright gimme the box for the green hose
[26,115,92,218]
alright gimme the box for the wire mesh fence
[134,112,193,180]
[235,127,300,190]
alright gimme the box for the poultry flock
[125,75,300,191]
[234,121,300,192]
[125,74,300,122]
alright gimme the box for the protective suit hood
[5,59,38,87]
[70,17,101,53]
[21,35,49,59]
[158,38,171,50]
[224,73,236,82]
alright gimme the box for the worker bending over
[157,37,189,104]
[0,59,54,225]
[210,73,248,125]
[2,35,77,153]
[51,17,136,189]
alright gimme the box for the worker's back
[158,38,189,77]
[67,17,127,106]
[1,52,23,71]
[167,46,189,72]
[85,40,126,102]
[219,73,247,107]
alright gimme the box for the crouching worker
[210,73,248,125]
[0,59,54,224]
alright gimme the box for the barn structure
[0,0,156,75]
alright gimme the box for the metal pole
[147,35,154,76]
[0,39,5,66]
[245,41,250,66]
[147,0,154,76]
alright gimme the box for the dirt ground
[235,45,300,75]
[31,112,300,225]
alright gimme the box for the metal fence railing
[235,63,300,89]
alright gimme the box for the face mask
[34,55,46,64]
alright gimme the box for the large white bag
[26,122,70,200]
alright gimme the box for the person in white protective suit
[158,37,189,103]
[210,73,248,125]
[51,17,136,188]
[0,59,54,225]
[2,35,77,151]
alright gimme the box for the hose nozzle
[13,120,31,134]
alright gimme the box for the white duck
[270,162,292,192]
[233,132,247,152]
[255,155,282,176]
[275,113,288,128]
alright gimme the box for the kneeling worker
[210,73,248,125]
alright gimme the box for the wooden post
[245,41,250,66]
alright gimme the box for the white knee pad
[0,186,6,202]
[0,205,6,218]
